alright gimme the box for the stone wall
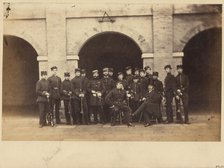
[3,3,222,81]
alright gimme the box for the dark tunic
[88,77,105,106]
[153,79,164,96]
[146,74,153,85]
[36,79,50,103]
[105,88,128,107]
[125,74,134,87]
[82,76,90,92]
[71,76,87,100]
[175,73,189,93]
[129,82,142,101]
[101,76,115,96]
[61,79,72,100]
[134,90,161,117]
[47,75,62,99]
[164,73,176,96]
[139,76,149,98]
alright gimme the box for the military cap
[134,68,140,72]
[152,72,159,77]
[176,65,183,69]
[144,66,151,70]
[117,72,124,76]
[92,69,99,74]
[41,71,47,76]
[51,66,57,71]
[81,69,86,74]
[75,68,81,72]
[103,67,109,72]
[125,66,132,71]
[64,72,70,77]
[109,68,114,72]
[164,65,172,70]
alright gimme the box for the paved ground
[2,106,221,141]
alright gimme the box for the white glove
[127,94,131,98]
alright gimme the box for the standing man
[71,68,88,125]
[132,84,162,127]
[81,69,90,122]
[48,66,62,124]
[152,72,164,123]
[36,71,50,128]
[175,65,190,124]
[105,82,134,127]
[101,67,115,123]
[139,69,149,99]
[125,66,134,87]
[144,66,153,85]
[164,65,176,124]
[88,69,106,124]
[61,72,72,125]
[129,76,142,121]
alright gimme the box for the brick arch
[179,23,221,51]
[78,31,143,55]
[3,33,43,56]
[72,26,150,55]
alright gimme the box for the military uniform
[88,70,106,124]
[164,65,176,123]
[48,67,62,124]
[175,65,190,124]
[152,72,164,122]
[133,89,161,126]
[101,72,115,123]
[81,69,90,121]
[125,66,134,87]
[71,69,88,125]
[61,73,72,125]
[36,71,50,127]
[105,87,133,126]
[139,76,149,98]
[129,78,142,119]
[144,66,153,85]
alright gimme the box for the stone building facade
[3,3,222,106]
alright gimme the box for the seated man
[105,82,134,127]
[132,84,162,127]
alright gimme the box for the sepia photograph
[1,2,222,142]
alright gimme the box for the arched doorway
[183,28,221,113]
[78,32,143,78]
[3,35,39,114]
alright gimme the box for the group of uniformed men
[36,64,189,128]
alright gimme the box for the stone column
[46,5,66,78]
[142,53,154,69]
[152,4,173,81]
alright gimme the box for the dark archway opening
[183,28,221,113]
[79,32,143,78]
[3,35,39,116]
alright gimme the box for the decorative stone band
[141,53,154,58]
[66,55,79,60]
[37,56,48,61]
[172,52,184,58]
